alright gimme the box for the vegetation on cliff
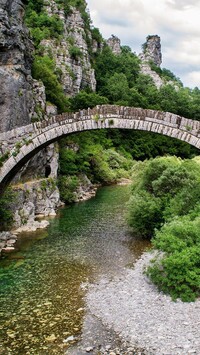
[128,156,200,301]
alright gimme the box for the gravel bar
[87,252,200,355]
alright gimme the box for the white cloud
[87,0,200,88]
[182,71,200,88]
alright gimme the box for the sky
[86,0,200,89]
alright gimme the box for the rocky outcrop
[107,35,121,55]
[0,0,61,197]
[74,174,98,202]
[0,0,49,132]
[140,35,162,67]
[13,143,59,183]
[41,0,96,96]
[11,178,62,230]
[139,35,163,89]
[0,0,33,132]
[0,231,17,254]
[140,62,163,89]
[0,176,61,253]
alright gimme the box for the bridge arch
[1,105,200,194]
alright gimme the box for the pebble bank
[87,252,200,355]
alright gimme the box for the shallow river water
[0,185,150,354]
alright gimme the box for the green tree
[106,73,130,103]
[32,56,70,112]
[70,91,108,111]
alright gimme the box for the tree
[70,91,108,111]
[106,73,130,103]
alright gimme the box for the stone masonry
[1,105,200,194]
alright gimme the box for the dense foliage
[32,56,70,112]
[128,156,200,301]
[58,131,133,202]
[94,44,200,119]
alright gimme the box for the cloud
[166,0,200,10]
[87,0,200,88]
[181,71,200,88]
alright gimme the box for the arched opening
[45,165,51,178]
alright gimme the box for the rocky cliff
[0,0,47,131]
[40,0,96,96]
[140,35,162,67]
[107,35,121,55]
[0,0,99,235]
[0,0,60,191]
[139,35,163,88]
[0,0,32,131]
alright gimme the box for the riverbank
[87,252,200,355]
[0,178,131,256]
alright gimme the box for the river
[0,185,150,354]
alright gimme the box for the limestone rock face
[41,0,96,96]
[12,143,59,183]
[0,0,60,182]
[0,0,34,132]
[0,0,49,132]
[140,62,163,89]
[140,35,162,67]
[11,178,62,229]
[107,35,121,55]
[139,35,163,89]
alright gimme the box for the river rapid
[0,185,150,355]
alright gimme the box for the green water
[0,185,150,355]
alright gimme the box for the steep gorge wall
[40,0,96,95]
[0,0,59,230]
[0,0,46,131]
[0,0,33,132]
[0,0,59,185]
[0,0,98,234]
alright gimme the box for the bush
[69,46,83,61]
[70,91,108,111]
[127,191,163,237]
[128,156,200,301]
[152,217,200,253]
[32,56,70,112]
[58,175,79,203]
[147,246,200,302]
[25,10,64,44]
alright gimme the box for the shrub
[128,156,200,301]
[127,191,163,238]
[70,91,108,111]
[32,56,70,112]
[69,46,83,61]
[58,175,79,203]
[147,246,200,302]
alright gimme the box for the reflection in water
[0,185,150,354]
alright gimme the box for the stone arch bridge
[1,104,200,194]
